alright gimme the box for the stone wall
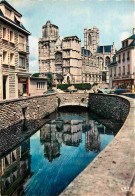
[89,93,130,123]
[0,93,57,130]
[58,93,89,107]
[60,95,135,196]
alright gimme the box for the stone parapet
[0,93,57,130]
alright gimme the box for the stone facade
[83,27,115,84]
[39,21,82,84]
[39,21,115,85]
[0,0,30,101]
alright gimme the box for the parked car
[43,90,56,94]
[112,89,127,94]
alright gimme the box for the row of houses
[109,29,135,92]
[0,0,47,101]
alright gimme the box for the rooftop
[97,45,112,53]
[0,0,22,16]
[0,1,30,34]
[63,36,80,40]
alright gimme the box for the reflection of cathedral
[0,139,31,196]
[39,21,115,84]
[85,120,101,152]
[40,116,101,162]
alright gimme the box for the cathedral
[38,21,115,85]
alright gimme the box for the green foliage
[47,72,53,90]
[57,83,91,91]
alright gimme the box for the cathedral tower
[84,27,99,54]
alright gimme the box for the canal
[0,107,121,196]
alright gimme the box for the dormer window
[14,16,21,26]
[5,7,11,17]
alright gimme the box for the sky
[8,0,135,73]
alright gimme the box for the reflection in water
[0,139,32,196]
[0,110,116,196]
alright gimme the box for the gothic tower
[84,27,99,54]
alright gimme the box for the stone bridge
[57,93,89,108]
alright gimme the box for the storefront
[18,77,29,97]
[112,79,134,91]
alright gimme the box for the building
[39,21,115,85]
[109,28,135,92]
[0,0,30,100]
[38,21,82,84]
[29,73,47,96]
[83,27,115,84]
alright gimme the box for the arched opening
[88,34,92,45]
[102,72,106,82]
[67,76,70,84]
[105,56,110,66]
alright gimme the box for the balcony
[18,43,29,53]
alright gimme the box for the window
[123,53,125,62]
[119,55,121,63]
[19,35,25,43]
[10,31,14,43]
[110,68,112,76]
[3,27,7,40]
[123,66,125,75]
[19,57,25,68]
[119,67,121,75]
[128,64,130,74]
[115,67,116,75]
[10,53,14,65]
[3,51,8,64]
[127,51,130,60]
[5,8,11,17]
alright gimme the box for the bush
[57,83,91,91]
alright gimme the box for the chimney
[133,28,135,35]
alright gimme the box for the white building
[109,28,135,92]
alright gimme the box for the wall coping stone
[60,94,135,196]
[0,93,57,104]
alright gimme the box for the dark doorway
[102,72,106,82]
[3,76,7,100]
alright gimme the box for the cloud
[71,8,91,17]
[29,36,38,60]
[29,60,38,74]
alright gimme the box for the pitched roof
[128,34,135,39]
[0,6,30,34]
[129,39,135,47]
[97,45,112,53]
[0,0,22,16]
[63,36,79,40]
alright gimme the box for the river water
[0,108,119,196]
